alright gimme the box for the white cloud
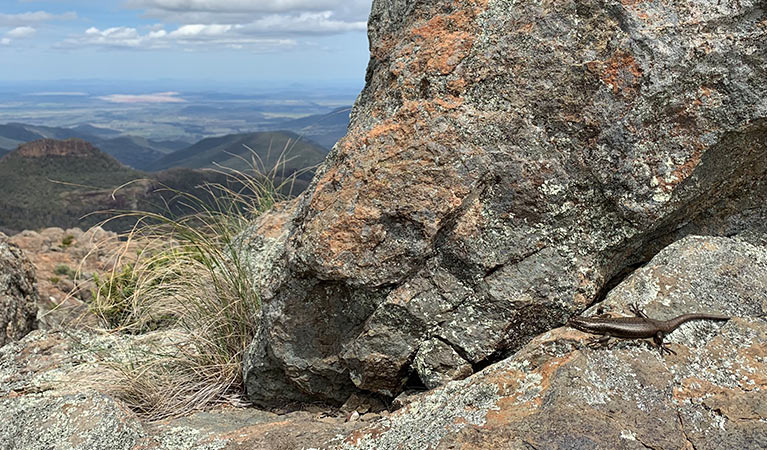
[242,12,366,35]
[78,26,147,48]
[0,38,9,46]
[169,24,237,38]
[127,0,348,13]
[57,25,297,51]
[0,11,77,27]
[98,91,186,103]
[54,1,370,51]
[125,0,371,30]
[6,26,37,39]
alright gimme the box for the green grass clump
[60,234,75,248]
[53,263,75,279]
[90,144,309,421]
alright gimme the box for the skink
[567,304,729,355]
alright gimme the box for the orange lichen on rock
[302,94,479,274]
[407,0,488,76]
[673,377,726,402]
[598,50,643,98]
[253,199,298,239]
[733,332,767,388]
[484,352,577,425]
[675,373,767,422]
[669,148,703,185]
[447,77,468,95]
[365,120,406,142]
[435,95,464,109]
[452,197,485,239]
[517,23,534,33]
[620,0,651,21]
[411,20,473,75]
[344,425,389,446]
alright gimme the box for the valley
[0,81,355,233]
[0,83,354,234]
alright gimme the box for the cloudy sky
[0,0,373,83]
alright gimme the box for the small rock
[391,390,425,410]
[360,413,381,422]
[341,392,386,414]
[413,338,473,389]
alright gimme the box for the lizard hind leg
[653,331,676,356]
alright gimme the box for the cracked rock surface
[240,0,767,404]
[339,235,767,449]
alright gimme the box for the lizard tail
[665,313,729,330]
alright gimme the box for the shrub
[60,234,75,248]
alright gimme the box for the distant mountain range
[153,131,328,180]
[0,138,322,234]
[0,106,349,171]
[275,106,351,149]
[0,122,183,170]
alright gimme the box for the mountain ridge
[0,111,348,171]
[0,122,177,170]
[152,130,329,177]
[0,137,322,233]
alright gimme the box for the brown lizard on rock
[567,304,730,355]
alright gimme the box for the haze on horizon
[0,0,373,85]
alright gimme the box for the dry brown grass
[88,141,313,421]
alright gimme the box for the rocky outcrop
[1,236,764,448]
[10,138,106,159]
[0,235,38,346]
[339,235,767,449]
[241,0,767,405]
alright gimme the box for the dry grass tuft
[89,140,312,421]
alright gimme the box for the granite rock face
[0,235,38,346]
[242,0,767,405]
[340,235,767,449]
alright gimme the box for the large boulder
[242,0,767,405]
[339,235,767,449]
[0,235,38,346]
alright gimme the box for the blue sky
[0,0,373,84]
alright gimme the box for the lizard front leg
[629,303,648,319]
[587,335,611,349]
